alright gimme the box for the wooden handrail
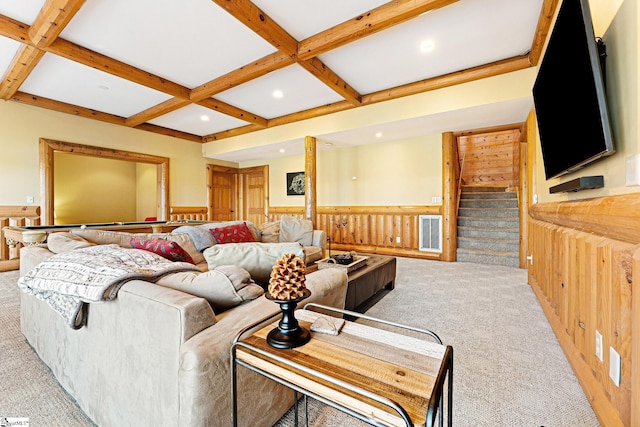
[455,153,465,217]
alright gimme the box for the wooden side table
[231,304,453,427]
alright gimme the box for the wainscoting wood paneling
[268,206,442,260]
[529,194,640,427]
[169,206,207,221]
[0,206,40,272]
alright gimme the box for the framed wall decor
[286,171,305,195]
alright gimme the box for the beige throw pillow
[203,242,305,286]
[258,220,280,243]
[47,232,93,253]
[155,265,263,313]
[279,215,313,246]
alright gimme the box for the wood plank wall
[529,194,640,427]
[169,206,207,221]
[0,206,40,272]
[268,205,442,260]
[458,129,520,188]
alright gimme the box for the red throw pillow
[129,237,195,264]
[210,222,256,244]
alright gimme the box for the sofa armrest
[312,229,326,249]
[120,281,217,343]
[177,268,347,426]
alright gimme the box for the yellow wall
[0,101,208,209]
[54,152,138,224]
[243,135,443,206]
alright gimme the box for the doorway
[39,138,170,225]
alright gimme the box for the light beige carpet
[0,258,601,426]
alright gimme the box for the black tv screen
[532,0,615,180]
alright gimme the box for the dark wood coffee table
[344,253,396,312]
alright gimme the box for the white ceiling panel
[215,64,345,119]
[320,0,543,94]
[250,0,390,40]
[0,37,21,72]
[0,0,46,25]
[20,54,173,118]
[59,0,277,88]
[148,104,250,136]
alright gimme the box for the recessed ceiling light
[272,89,284,99]
[324,142,334,146]
[200,115,210,122]
[279,148,285,153]
[375,132,383,138]
[419,39,435,53]
[98,84,110,91]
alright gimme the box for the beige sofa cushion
[203,242,305,286]
[155,265,263,313]
[279,215,313,246]
[46,232,93,253]
[303,245,323,264]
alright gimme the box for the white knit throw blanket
[18,244,199,329]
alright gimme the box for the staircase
[456,186,520,268]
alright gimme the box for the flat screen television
[532,0,615,180]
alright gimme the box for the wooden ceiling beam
[364,55,532,104]
[0,1,83,100]
[0,46,45,100]
[190,51,294,101]
[10,91,203,142]
[298,0,459,61]
[298,58,361,105]
[132,123,204,143]
[212,0,362,106]
[0,14,30,43]
[195,98,268,127]
[210,0,298,56]
[125,98,191,127]
[529,0,560,66]
[203,100,354,142]
[11,91,126,125]
[46,38,191,99]
[28,0,86,48]
[0,14,192,100]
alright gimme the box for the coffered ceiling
[0,0,556,160]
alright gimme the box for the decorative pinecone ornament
[268,253,307,300]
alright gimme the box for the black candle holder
[265,289,311,349]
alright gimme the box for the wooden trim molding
[529,193,640,244]
[39,138,170,225]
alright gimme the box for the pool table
[3,220,211,247]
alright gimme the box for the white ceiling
[0,0,546,162]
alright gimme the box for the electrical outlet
[26,196,34,204]
[595,330,603,361]
[396,236,401,243]
[609,347,621,387]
